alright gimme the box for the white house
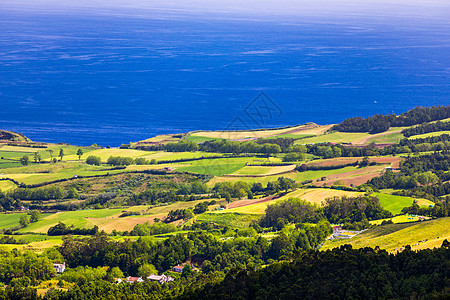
[126,276,143,284]
[147,274,174,284]
[53,262,66,274]
[172,265,184,273]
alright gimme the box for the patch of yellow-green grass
[296,132,372,144]
[207,167,359,187]
[369,214,424,225]
[373,193,415,215]
[297,125,333,135]
[184,135,221,143]
[0,180,16,191]
[176,157,254,176]
[364,131,405,144]
[278,188,363,206]
[0,236,63,253]
[231,165,296,176]
[142,135,181,143]
[17,209,125,234]
[17,201,214,234]
[217,188,363,214]
[0,145,37,153]
[407,131,450,140]
[415,198,435,207]
[190,125,308,140]
[322,217,450,252]
[0,213,24,229]
[0,162,140,185]
[196,212,260,228]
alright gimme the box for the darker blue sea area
[0,6,449,146]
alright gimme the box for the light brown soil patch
[307,156,401,168]
[227,195,279,209]
[312,165,385,187]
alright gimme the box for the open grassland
[208,166,361,187]
[16,200,213,234]
[296,132,372,144]
[190,125,310,140]
[0,236,63,253]
[369,214,426,225]
[0,180,16,191]
[231,164,296,176]
[0,162,134,185]
[196,212,260,228]
[373,193,416,215]
[221,188,363,214]
[407,131,450,139]
[278,188,363,206]
[184,135,221,143]
[322,217,450,252]
[175,157,255,176]
[0,213,26,229]
[361,131,404,144]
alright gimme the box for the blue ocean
[0,2,449,146]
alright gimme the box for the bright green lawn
[374,193,415,215]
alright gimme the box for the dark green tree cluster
[180,244,450,300]
[332,105,450,133]
[130,222,178,236]
[47,222,99,236]
[402,120,450,137]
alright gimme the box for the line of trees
[332,105,450,133]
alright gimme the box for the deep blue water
[0,4,449,146]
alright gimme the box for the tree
[181,264,193,278]
[77,149,83,160]
[19,214,30,227]
[59,149,64,161]
[47,149,54,162]
[86,156,101,166]
[28,210,41,223]
[33,152,41,163]
[137,264,158,277]
[20,156,29,166]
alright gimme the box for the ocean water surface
[0,1,449,145]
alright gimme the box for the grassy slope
[407,131,450,139]
[195,212,260,228]
[373,193,415,215]
[16,200,213,234]
[208,166,367,187]
[322,217,450,252]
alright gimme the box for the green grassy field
[196,212,260,228]
[365,131,404,144]
[208,166,360,187]
[176,157,253,176]
[373,193,415,214]
[231,165,296,176]
[0,180,16,191]
[407,131,450,140]
[184,135,222,143]
[322,217,450,252]
[369,214,425,225]
[14,200,214,234]
[296,132,371,144]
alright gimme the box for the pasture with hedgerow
[0,105,449,299]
